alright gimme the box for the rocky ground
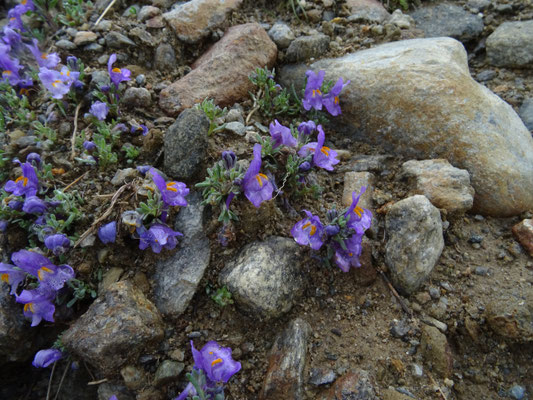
[0,0,533,399]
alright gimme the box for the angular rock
[62,281,164,375]
[153,360,184,387]
[385,195,444,295]
[153,192,210,318]
[160,23,277,116]
[138,5,161,22]
[268,22,295,49]
[399,159,474,214]
[486,21,533,68]
[342,171,374,210]
[410,3,484,42]
[519,98,533,131]
[122,87,152,108]
[260,318,311,400]
[286,34,330,63]
[389,9,414,29]
[163,108,209,180]
[346,0,390,24]
[121,365,146,390]
[97,383,135,400]
[485,292,533,342]
[309,368,336,386]
[105,31,136,48]
[155,43,176,70]
[225,121,246,136]
[163,0,242,43]
[279,38,533,216]
[56,39,76,50]
[0,284,35,364]
[219,236,305,320]
[322,370,376,400]
[512,219,533,257]
[74,31,97,46]
[420,325,453,378]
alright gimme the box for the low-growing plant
[196,98,227,135]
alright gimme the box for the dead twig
[427,371,448,400]
[87,378,108,386]
[70,102,83,161]
[53,357,71,400]
[45,361,57,400]
[62,171,89,192]
[74,183,131,248]
[377,267,413,316]
[94,0,118,26]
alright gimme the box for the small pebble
[187,331,202,339]
[412,363,423,377]
[429,287,441,299]
[509,385,526,400]
[136,74,146,86]
[474,266,490,276]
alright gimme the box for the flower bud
[222,151,236,170]
[298,161,311,172]
[326,208,338,222]
[325,225,340,236]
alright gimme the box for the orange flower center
[334,96,339,105]
[302,222,317,236]
[24,303,34,312]
[37,266,53,281]
[1,273,9,283]
[112,67,121,73]
[255,173,268,187]
[312,89,322,97]
[166,182,178,192]
[52,80,62,87]
[41,53,48,59]
[320,146,330,156]
[353,206,363,218]
[211,358,223,367]
[15,176,29,186]
[3,70,12,76]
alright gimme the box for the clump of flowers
[175,340,241,400]
[291,188,372,272]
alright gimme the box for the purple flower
[59,65,80,87]
[11,250,74,291]
[32,348,63,368]
[15,286,56,326]
[113,123,128,133]
[130,124,148,136]
[0,50,22,85]
[26,39,60,69]
[222,150,236,170]
[26,152,41,166]
[302,70,325,111]
[269,120,297,148]
[38,67,71,99]
[44,234,71,255]
[324,224,340,236]
[4,162,39,197]
[107,54,131,88]
[297,120,317,135]
[0,220,8,231]
[333,233,364,272]
[298,125,339,171]
[109,396,118,400]
[8,199,23,210]
[83,141,96,151]
[138,224,182,253]
[323,77,350,116]
[89,101,109,120]
[0,262,26,295]
[242,144,273,208]
[291,210,324,250]
[98,221,117,244]
[2,26,22,47]
[298,161,311,172]
[191,340,241,383]
[149,168,189,207]
[22,196,47,214]
[344,188,372,233]
[136,165,151,175]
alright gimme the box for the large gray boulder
[280,37,533,216]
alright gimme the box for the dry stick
[377,268,413,316]
[45,361,57,400]
[427,371,448,400]
[94,0,118,26]
[62,171,89,192]
[74,183,131,248]
[70,102,83,161]
[87,378,108,386]
[53,358,71,400]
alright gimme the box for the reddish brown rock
[512,219,533,257]
[163,0,243,43]
[420,325,453,378]
[160,23,277,116]
[322,370,375,400]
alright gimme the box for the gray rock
[385,195,444,295]
[111,168,137,186]
[485,291,533,342]
[268,22,295,49]
[476,69,497,82]
[509,385,526,400]
[346,0,390,24]
[62,281,164,375]
[486,21,533,68]
[279,38,533,217]
[94,19,113,32]
[420,325,453,378]
[74,31,98,46]
[261,318,311,399]
[342,171,374,211]
[225,121,246,136]
[410,3,484,42]
[466,0,490,12]
[399,159,474,214]
[153,360,184,387]
[309,368,337,386]
[56,39,77,50]
[390,319,411,338]
[389,9,413,29]
[474,266,490,276]
[220,236,305,320]
[84,43,104,52]
[0,284,36,364]
[105,31,136,48]
[136,74,146,86]
[120,365,146,390]
[153,192,210,318]
[225,108,244,123]
[138,5,161,21]
[519,98,533,131]
[412,363,423,377]
[91,70,110,88]
[163,108,209,180]
[122,87,152,108]
[155,43,176,70]
[129,27,155,46]
[286,34,330,63]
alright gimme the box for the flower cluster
[175,341,241,400]
[291,188,372,272]
[302,70,350,116]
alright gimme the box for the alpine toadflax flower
[4,162,39,197]
[22,196,48,214]
[291,210,324,250]
[242,144,273,208]
[32,348,63,368]
[322,77,350,116]
[89,101,109,121]
[26,39,60,69]
[269,120,297,148]
[333,233,364,272]
[302,70,325,111]
[298,125,339,171]
[149,168,189,207]
[108,53,131,88]
[344,187,372,233]
[44,233,71,255]
[138,224,182,253]
[0,262,26,295]
[297,120,317,136]
[191,340,242,383]
[11,250,74,291]
[15,286,56,326]
[98,221,117,244]
[38,67,71,99]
